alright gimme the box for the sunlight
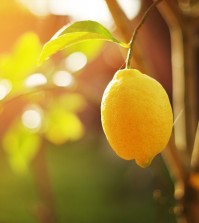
[21,106,43,130]
[0,79,12,100]
[17,0,49,16]
[25,73,47,88]
[53,70,74,87]
[17,0,141,27]
[117,0,141,20]
[49,0,112,27]
[65,52,87,73]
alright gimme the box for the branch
[105,0,132,42]
[105,0,147,70]
[32,138,57,223]
[191,122,199,171]
[162,134,187,202]
[1,85,71,106]
[162,134,187,181]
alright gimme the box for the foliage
[43,94,85,145]
[0,32,41,95]
[0,20,129,174]
[3,121,40,174]
[39,20,129,64]
[0,32,87,174]
[0,15,169,173]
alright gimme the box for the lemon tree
[38,0,172,168]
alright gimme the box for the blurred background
[0,0,198,222]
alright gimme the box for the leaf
[44,106,84,145]
[63,40,104,61]
[2,122,40,174]
[53,94,86,112]
[39,20,129,64]
[0,32,42,98]
[0,32,42,80]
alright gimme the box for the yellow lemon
[101,69,173,168]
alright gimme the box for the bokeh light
[17,0,49,16]
[49,0,112,26]
[21,106,43,130]
[25,73,47,88]
[17,0,141,28]
[0,79,12,100]
[65,52,87,73]
[53,70,74,87]
[117,0,141,20]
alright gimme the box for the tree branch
[105,0,132,42]
[191,122,199,171]
[32,138,57,223]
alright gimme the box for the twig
[1,85,72,106]
[190,122,199,170]
[162,136,186,220]
[105,0,147,70]
[126,0,163,69]
[162,134,187,183]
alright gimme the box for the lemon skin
[101,69,173,168]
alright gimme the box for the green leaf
[39,20,129,64]
[52,94,86,112]
[63,40,104,61]
[2,121,40,174]
[0,32,41,80]
[44,106,84,145]
[0,32,42,98]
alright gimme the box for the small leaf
[2,122,40,174]
[0,32,41,80]
[0,32,42,98]
[54,94,86,112]
[44,106,84,145]
[39,20,129,64]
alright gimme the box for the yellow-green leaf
[39,20,129,64]
[44,106,84,145]
[0,32,42,97]
[2,122,40,174]
[0,32,41,80]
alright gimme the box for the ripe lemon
[101,69,173,168]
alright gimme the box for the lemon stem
[126,0,163,69]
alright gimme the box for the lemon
[101,69,173,168]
